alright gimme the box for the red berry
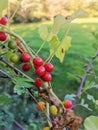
[33,57,43,67]
[0,16,8,25]
[44,63,54,73]
[0,32,7,41]
[42,72,52,82]
[36,66,45,76]
[22,63,30,72]
[34,78,43,88]
[21,53,30,62]
[63,100,72,109]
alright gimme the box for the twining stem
[73,52,98,106]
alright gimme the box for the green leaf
[51,15,67,34]
[13,77,33,95]
[84,116,98,130]
[0,0,8,17]
[0,93,12,106]
[67,72,80,82]
[55,36,71,62]
[47,15,68,41]
[38,24,49,40]
[14,84,25,95]
[87,94,96,103]
[14,76,33,83]
[64,94,76,101]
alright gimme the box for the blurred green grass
[11,18,98,99]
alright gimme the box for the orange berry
[36,101,46,111]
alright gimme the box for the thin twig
[13,120,24,130]
[27,88,38,104]
[0,75,9,78]
[73,52,98,106]
[0,67,38,104]
[0,57,34,82]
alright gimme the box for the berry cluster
[0,16,31,71]
[33,57,54,88]
[0,16,8,42]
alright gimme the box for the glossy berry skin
[63,100,72,109]
[34,78,43,88]
[36,101,46,111]
[44,63,54,73]
[36,66,45,76]
[22,63,30,72]
[42,72,52,82]
[0,32,7,41]
[21,53,30,62]
[33,57,43,67]
[0,16,8,25]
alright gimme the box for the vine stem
[73,52,98,106]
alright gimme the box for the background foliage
[0,0,98,130]
[7,0,98,23]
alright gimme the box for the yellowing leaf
[39,24,49,40]
[0,0,8,17]
[49,35,60,55]
[55,36,71,62]
[51,15,67,34]
[47,15,69,41]
[68,9,87,22]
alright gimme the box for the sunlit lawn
[12,18,98,99]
